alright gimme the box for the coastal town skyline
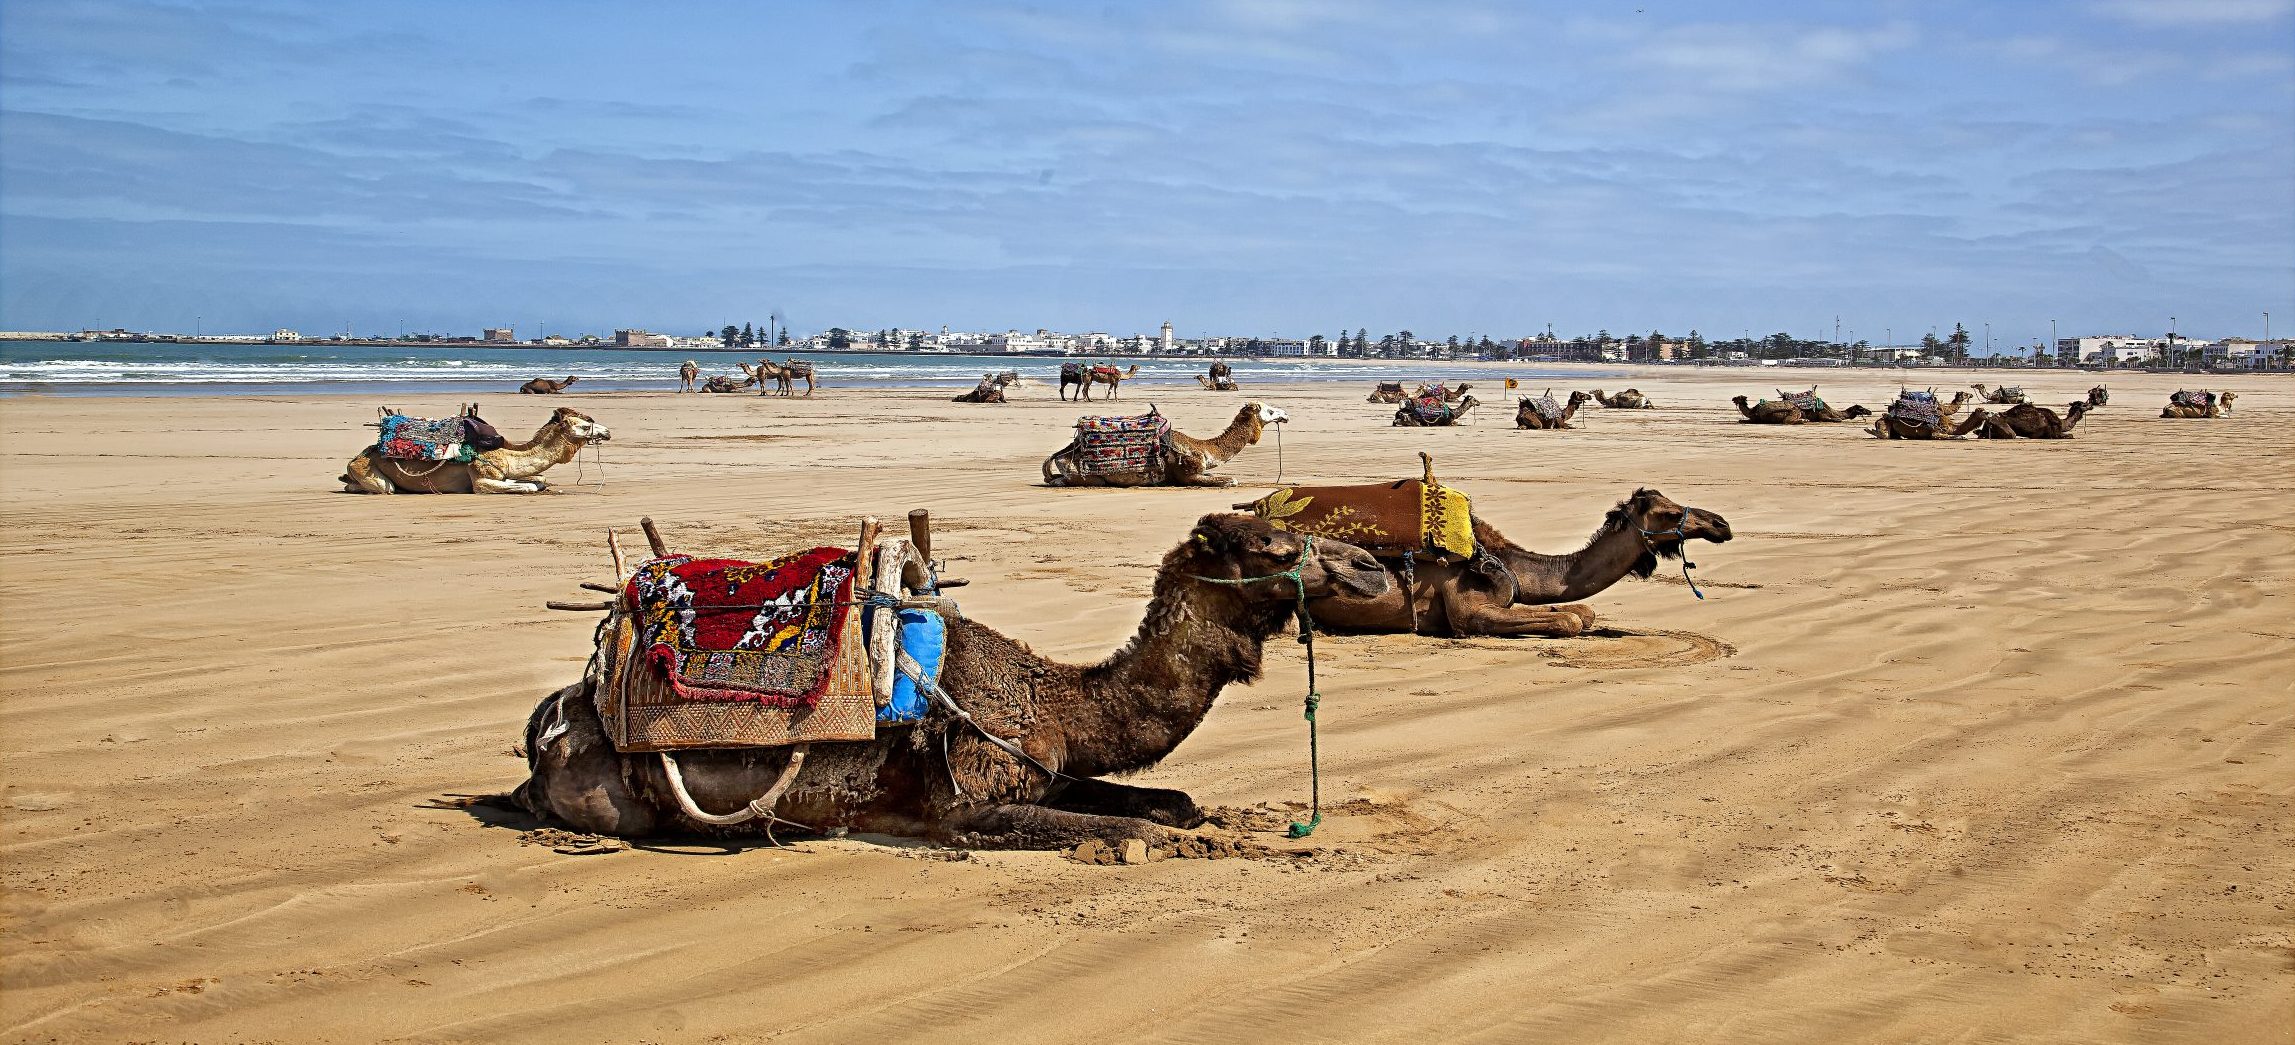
[3,2,2290,339]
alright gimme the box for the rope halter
[1189,534,1325,838]
[1638,517,1706,601]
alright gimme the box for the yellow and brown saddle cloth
[1240,458,1475,561]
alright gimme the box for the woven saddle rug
[376,413,474,462]
[1090,365,1124,381]
[624,548,859,707]
[1522,391,1564,422]
[1244,479,1475,561]
[1073,410,1170,475]
[1405,394,1457,424]
[1777,388,1829,413]
[2171,389,2215,409]
[1885,390,1944,428]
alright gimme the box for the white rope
[656,746,810,829]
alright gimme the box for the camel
[1293,489,1732,638]
[519,375,579,394]
[2160,390,2236,419]
[1415,382,1472,402]
[1061,363,1140,401]
[677,361,699,392]
[1972,383,2027,405]
[740,359,818,397]
[2086,385,2109,408]
[1735,392,1871,424]
[342,406,609,494]
[953,371,1021,404]
[512,514,1390,848]
[698,375,745,393]
[1197,362,1238,391]
[1392,395,1480,427]
[1970,401,2089,439]
[1592,388,1654,409]
[1517,390,1592,430]
[1367,382,1408,404]
[1868,402,1988,440]
[1043,403,1285,487]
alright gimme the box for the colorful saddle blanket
[1405,394,1456,424]
[623,548,859,708]
[1886,390,1943,428]
[1522,392,1564,422]
[2170,389,2214,409]
[1090,365,1124,381]
[1073,410,1170,474]
[1777,388,1828,413]
[376,413,474,462]
[1244,478,1475,561]
[1992,385,2026,400]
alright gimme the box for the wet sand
[2,367,2289,1042]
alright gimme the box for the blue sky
[2,1,2290,346]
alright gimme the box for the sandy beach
[1,366,2288,1042]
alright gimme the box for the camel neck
[1183,412,1260,462]
[1059,580,1286,777]
[1489,519,1648,604]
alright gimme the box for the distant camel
[1197,362,1239,391]
[1970,401,2089,439]
[1592,388,1654,409]
[740,360,818,397]
[519,375,579,394]
[677,360,699,392]
[953,371,1021,403]
[1517,391,1592,430]
[2160,390,2236,419]
[1061,363,1140,401]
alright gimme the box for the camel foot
[939,803,1186,851]
[1042,778,1204,828]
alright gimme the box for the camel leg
[342,452,395,494]
[938,802,1186,851]
[472,476,543,494]
[1439,586,1584,637]
[1041,778,1204,828]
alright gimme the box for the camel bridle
[1638,514,1707,601]
[1189,536,1325,839]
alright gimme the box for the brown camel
[518,375,579,394]
[952,371,1021,403]
[1392,395,1481,427]
[342,407,610,494]
[1970,401,2089,439]
[511,514,1390,848]
[741,359,818,397]
[1061,363,1140,401]
[698,375,745,393]
[1264,488,1731,638]
[2160,390,2236,418]
[677,361,699,392]
[1043,403,1285,487]
[1732,396,1804,424]
[1972,383,2027,405]
[1196,362,1239,391]
[1419,382,1472,402]
[1591,388,1655,409]
[1517,390,1593,429]
[2086,385,2109,408]
[1367,382,1408,404]
[1868,407,1988,439]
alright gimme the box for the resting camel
[1517,391,1592,430]
[1197,362,1238,391]
[342,406,610,494]
[1392,395,1480,427]
[953,371,1021,404]
[1592,388,1654,409]
[1734,394,1871,424]
[1293,488,1732,638]
[519,375,579,394]
[1367,382,1408,404]
[512,514,1390,848]
[1043,402,1285,487]
[677,361,699,392]
[1970,401,2089,439]
[1972,383,2027,405]
[1061,363,1140,401]
[1416,382,1472,402]
[1869,408,1987,440]
[698,375,744,393]
[2160,390,2236,418]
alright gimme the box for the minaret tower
[1160,320,1174,354]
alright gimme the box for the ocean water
[0,341,1574,397]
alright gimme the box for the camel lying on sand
[1061,363,1140,401]
[1197,362,1238,391]
[1517,391,1592,429]
[1367,382,1408,403]
[953,371,1021,403]
[1273,488,1731,638]
[1392,395,1480,426]
[519,376,579,394]
[1870,408,1986,439]
[342,407,609,494]
[1592,388,1654,409]
[1972,383,2027,405]
[513,514,1389,848]
[1970,401,2089,439]
[1733,394,1871,424]
[1043,403,1285,487]
[698,375,745,393]
[1418,382,1472,402]
[2160,390,2236,418]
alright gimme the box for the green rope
[1192,535,1324,838]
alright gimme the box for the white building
[272,329,302,341]
[1160,321,1174,354]
[987,331,1062,354]
[2059,335,2159,365]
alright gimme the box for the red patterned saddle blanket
[623,548,859,707]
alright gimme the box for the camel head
[1609,489,1731,577]
[561,376,579,386]
[1455,395,1480,413]
[1177,514,1389,604]
[1842,404,1874,418]
[550,407,611,443]
[1237,402,1286,442]
[1731,395,1751,408]
[996,370,1021,386]
[1454,382,1472,394]
[1946,391,1972,408]
[2065,401,2090,422]
[2220,391,2238,412]
[1567,390,1592,407]
[2087,385,2109,407]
